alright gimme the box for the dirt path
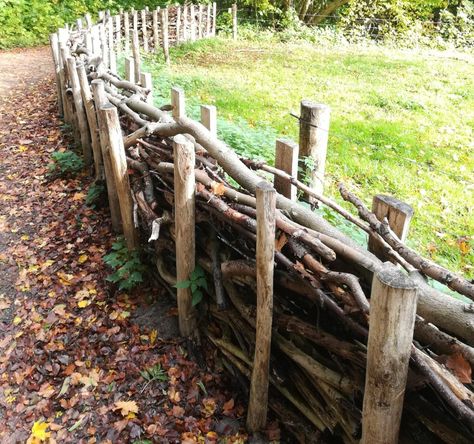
[0,46,53,99]
[0,48,244,442]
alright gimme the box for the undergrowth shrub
[48,151,84,177]
[103,237,145,290]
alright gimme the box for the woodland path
[0,47,244,443]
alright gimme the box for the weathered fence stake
[91,79,122,233]
[274,139,298,201]
[66,57,92,165]
[100,104,139,251]
[124,11,130,53]
[132,9,138,34]
[173,135,197,336]
[140,73,153,105]
[49,33,63,116]
[77,63,103,179]
[171,87,185,119]
[76,18,83,31]
[152,8,159,52]
[247,181,276,432]
[84,13,92,28]
[198,4,203,39]
[176,6,181,43]
[298,100,330,200]
[131,29,141,83]
[114,14,121,53]
[141,9,149,52]
[160,8,170,66]
[212,3,217,36]
[124,57,135,84]
[99,23,109,68]
[368,195,414,262]
[108,48,117,73]
[190,4,196,41]
[206,3,211,36]
[361,263,418,444]
[183,5,188,41]
[200,105,217,137]
[232,3,238,40]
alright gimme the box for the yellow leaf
[210,181,226,196]
[21,235,30,241]
[31,421,50,441]
[57,271,74,286]
[149,329,158,346]
[72,192,86,201]
[126,412,136,419]
[77,300,91,308]
[13,316,22,325]
[78,254,88,264]
[114,400,139,417]
[18,145,28,152]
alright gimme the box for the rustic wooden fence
[48,5,474,443]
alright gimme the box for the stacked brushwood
[64,30,474,443]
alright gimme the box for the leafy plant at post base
[103,237,145,290]
[140,363,168,383]
[47,151,84,177]
[174,265,208,306]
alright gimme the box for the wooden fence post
[171,87,185,119]
[212,3,217,36]
[176,6,181,43]
[173,134,197,337]
[160,8,170,66]
[190,4,196,41]
[247,181,276,432]
[198,4,203,39]
[99,23,109,68]
[131,29,141,84]
[141,9,149,52]
[274,139,298,201]
[152,8,159,52]
[124,57,135,84]
[232,3,238,40]
[140,72,153,105]
[200,105,217,137]
[368,195,414,262]
[91,79,122,233]
[49,33,63,116]
[85,31,93,53]
[124,11,130,53]
[99,104,139,251]
[60,45,80,141]
[108,17,114,54]
[76,18,83,31]
[183,5,188,41]
[206,3,211,37]
[298,100,330,200]
[132,9,138,34]
[109,47,117,73]
[114,14,121,53]
[77,63,103,180]
[85,13,92,28]
[361,263,418,444]
[66,57,92,166]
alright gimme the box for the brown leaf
[446,352,472,383]
[275,232,288,252]
[210,181,226,196]
[114,400,139,417]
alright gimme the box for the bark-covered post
[57,31,70,123]
[190,4,196,41]
[49,33,63,116]
[368,195,414,262]
[173,135,197,337]
[99,23,109,68]
[91,25,101,56]
[124,11,130,53]
[66,57,92,166]
[198,4,203,38]
[114,14,121,53]
[212,2,217,36]
[183,5,188,41]
[85,31,93,53]
[176,6,181,43]
[132,29,141,84]
[361,263,418,444]
[108,16,114,54]
[152,8,159,52]
[298,100,330,200]
[85,13,92,28]
[109,47,117,73]
[60,45,78,137]
[160,8,170,66]
[124,57,135,84]
[91,79,122,233]
[274,139,298,201]
[232,3,238,40]
[141,9,149,52]
[99,104,139,251]
[76,18,83,31]
[99,103,138,251]
[200,105,217,137]
[140,72,153,105]
[132,9,138,34]
[171,87,185,119]
[206,3,211,36]
[77,63,103,180]
[247,181,276,432]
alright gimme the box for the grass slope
[141,38,474,277]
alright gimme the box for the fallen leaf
[210,181,226,196]
[30,421,50,441]
[77,300,91,308]
[114,400,139,417]
[446,352,472,383]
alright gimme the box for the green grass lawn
[139,38,474,277]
